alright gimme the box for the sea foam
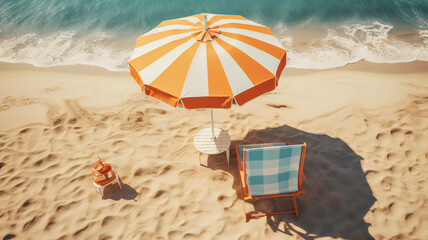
[281,22,427,69]
[0,31,132,71]
[0,22,426,71]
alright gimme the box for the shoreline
[285,60,428,76]
[0,59,427,77]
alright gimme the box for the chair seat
[245,145,302,196]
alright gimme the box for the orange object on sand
[92,160,116,186]
[92,158,123,197]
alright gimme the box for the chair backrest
[244,144,304,196]
[237,142,285,167]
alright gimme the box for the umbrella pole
[210,108,215,140]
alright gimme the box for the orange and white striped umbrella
[129,13,286,109]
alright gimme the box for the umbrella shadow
[207,125,376,240]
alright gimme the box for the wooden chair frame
[235,141,307,222]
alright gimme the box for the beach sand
[0,61,427,239]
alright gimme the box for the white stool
[93,171,122,197]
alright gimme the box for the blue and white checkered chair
[236,142,307,221]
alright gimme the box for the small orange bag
[92,160,115,185]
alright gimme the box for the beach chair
[235,142,307,222]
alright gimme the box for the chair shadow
[103,183,138,201]
[206,125,376,240]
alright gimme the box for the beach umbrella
[129,13,286,139]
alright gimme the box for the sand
[0,61,427,240]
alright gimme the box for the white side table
[194,127,231,165]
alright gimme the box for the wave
[278,22,428,69]
[0,21,426,71]
[0,31,133,71]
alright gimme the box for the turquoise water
[0,0,427,70]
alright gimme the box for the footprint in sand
[128,111,145,122]
[386,152,400,162]
[3,234,16,240]
[266,103,290,109]
[23,215,39,232]
[375,132,391,146]
[44,216,55,231]
[217,194,235,208]
[380,176,394,191]
[42,87,60,93]
[109,140,134,156]
[73,224,89,237]
[101,216,114,227]
[67,118,78,125]
[33,154,57,167]
[17,199,36,214]
[146,108,167,115]
[390,128,406,143]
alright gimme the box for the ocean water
[0,0,427,71]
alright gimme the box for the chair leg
[100,186,104,197]
[293,196,299,218]
[240,187,248,222]
[238,173,249,222]
[243,196,300,221]
[117,176,123,189]
[113,172,123,189]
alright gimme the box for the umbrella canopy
[129,13,286,109]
